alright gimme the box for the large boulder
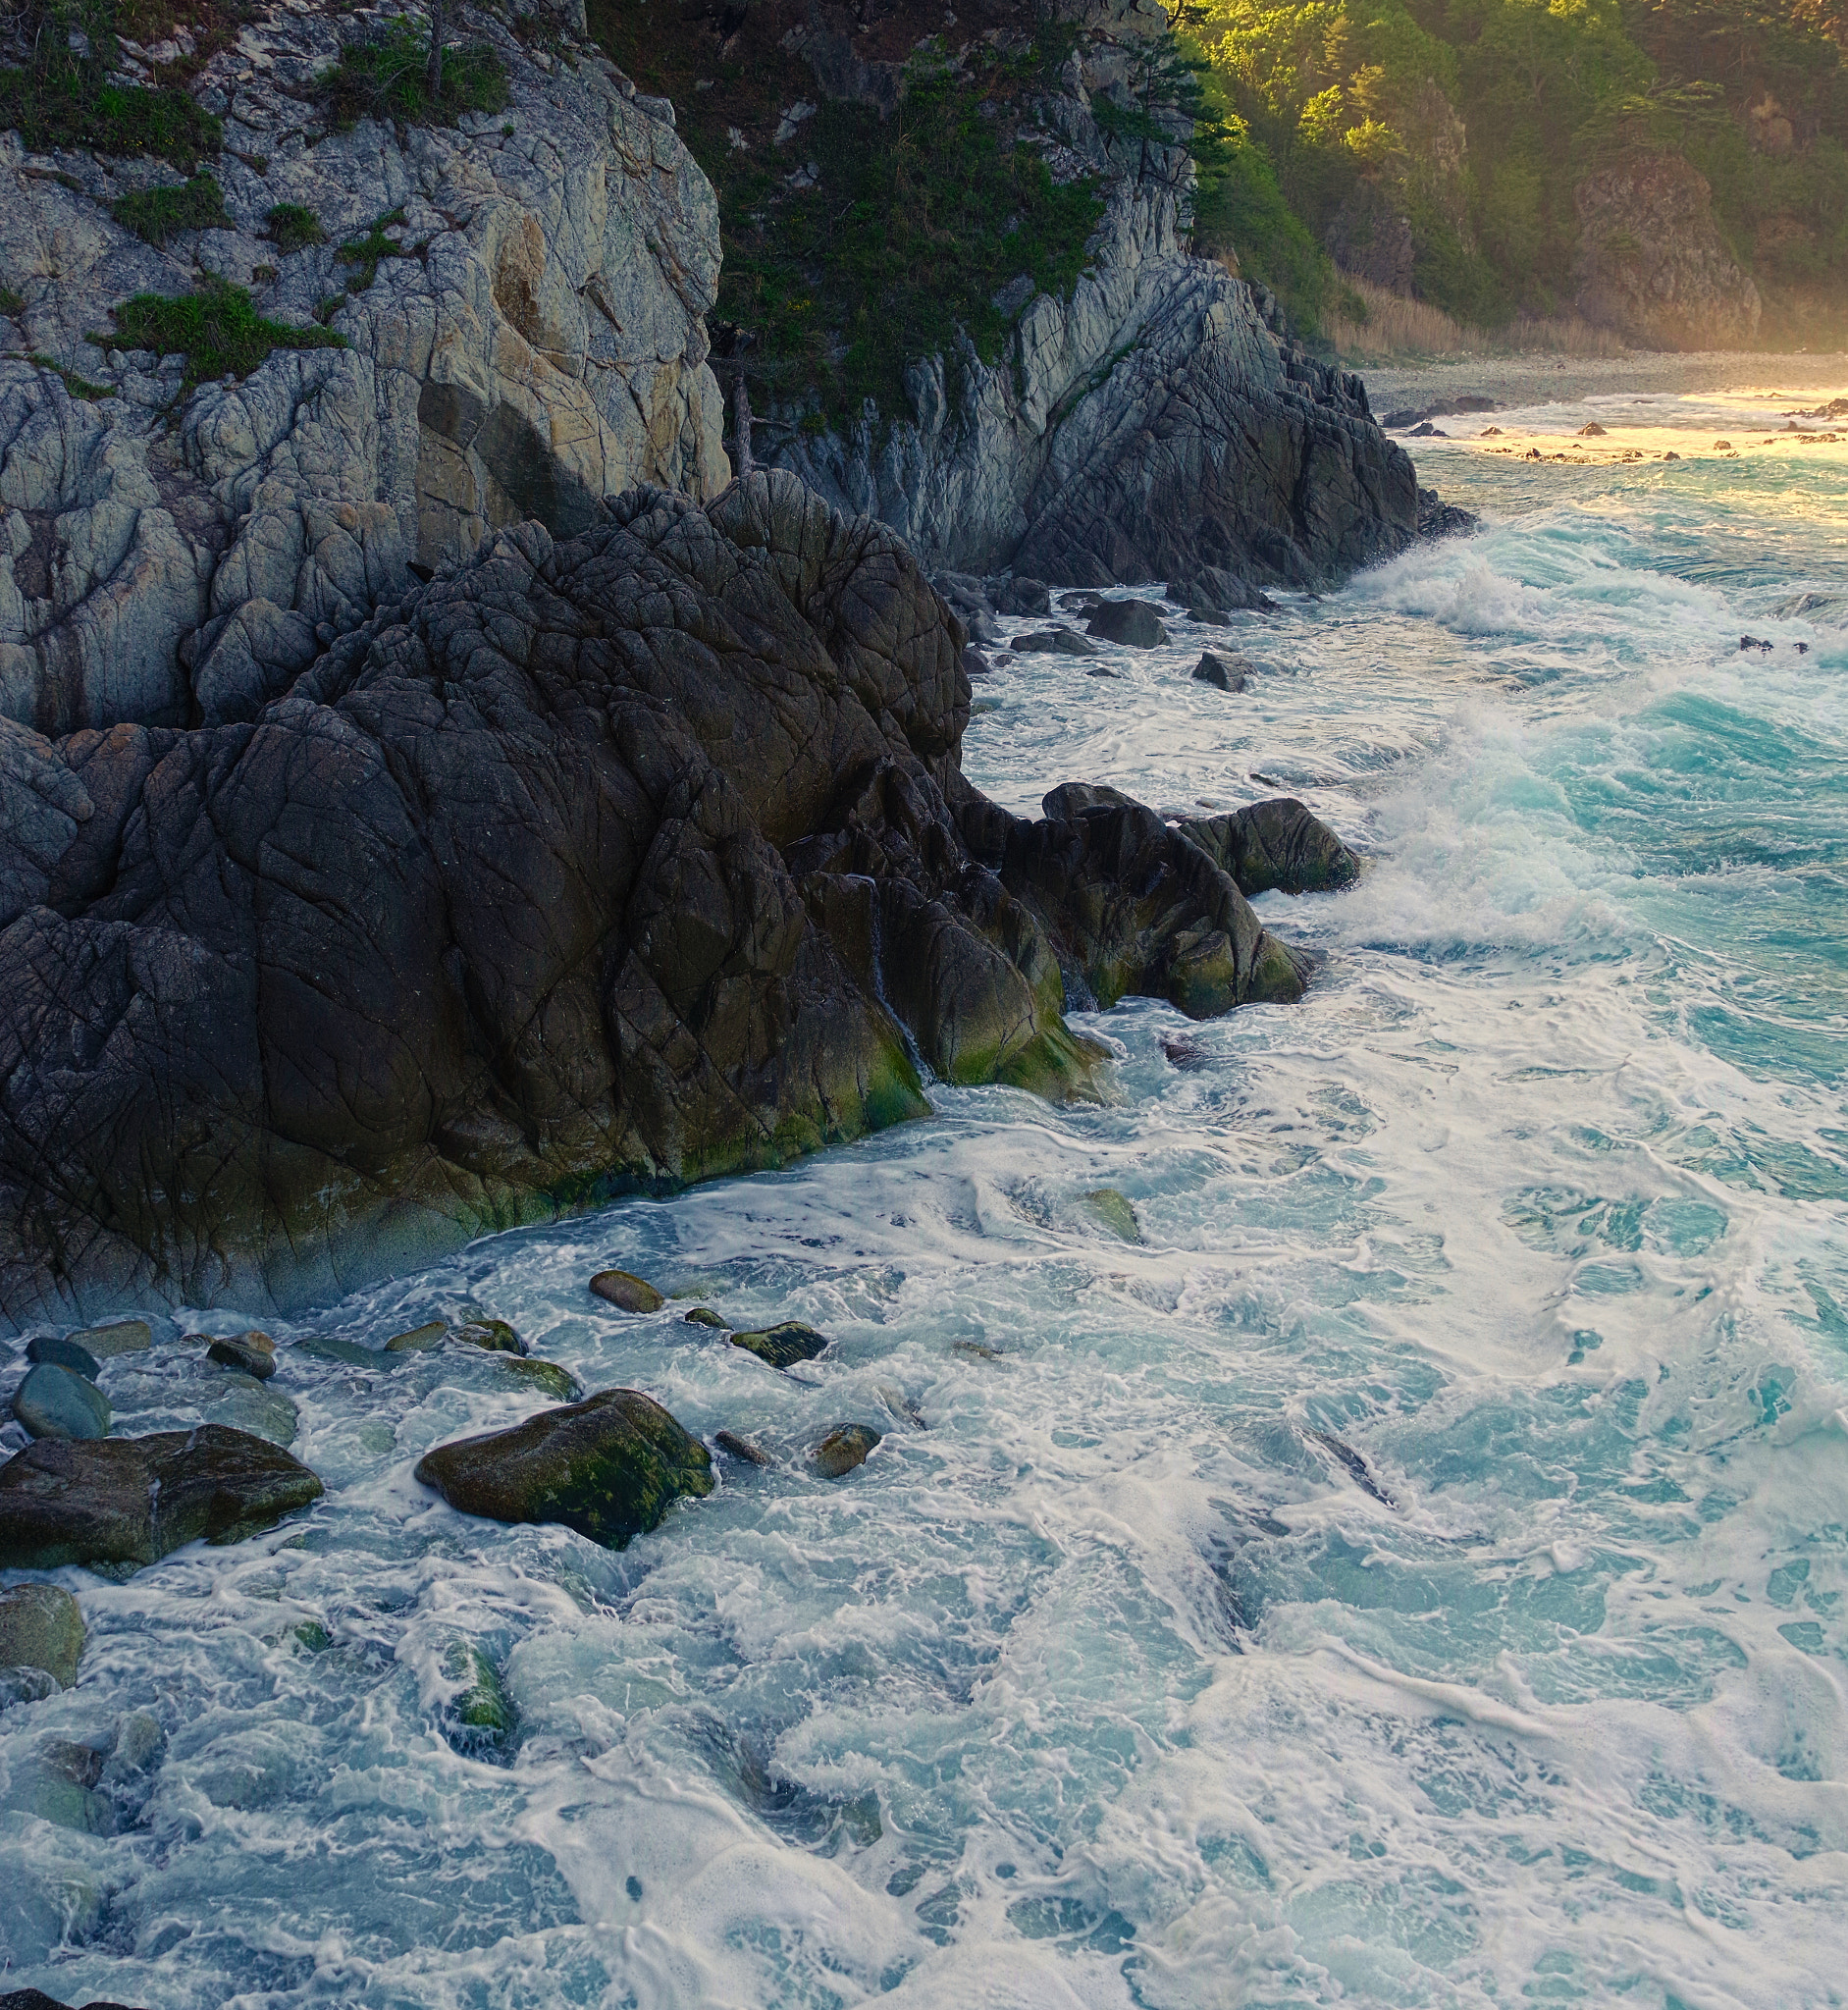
[1573,153,1762,350]
[0,1426,324,1570]
[415,1388,713,1548]
[1175,798,1362,896]
[0,472,1325,1319]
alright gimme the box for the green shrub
[112,173,231,246]
[0,288,24,316]
[265,202,325,253]
[318,21,508,131]
[336,208,411,292]
[30,352,111,399]
[101,279,347,391]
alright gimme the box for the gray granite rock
[13,1362,112,1442]
[0,0,726,741]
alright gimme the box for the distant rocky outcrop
[1573,153,1762,350]
[0,0,726,739]
[0,472,1349,1321]
[766,34,1420,599]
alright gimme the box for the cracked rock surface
[0,471,1343,1322]
[767,41,1419,599]
[0,0,726,737]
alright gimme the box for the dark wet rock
[1417,489,1476,540]
[714,1428,771,1465]
[963,646,996,679]
[205,1332,277,1381]
[591,1271,665,1315]
[730,1323,831,1371]
[1002,786,1312,1017]
[1160,1031,1211,1070]
[684,1307,730,1329]
[992,577,1050,616]
[1085,666,1122,680]
[0,1992,150,2010]
[0,473,1331,1318]
[1407,422,1448,438]
[1175,798,1361,897]
[386,1322,449,1353]
[414,1388,713,1550]
[1082,1189,1142,1243]
[0,1583,86,1690]
[1304,1427,1395,1508]
[1011,626,1102,656]
[1187,606,1233,628]
[26,1335,101,1380]
[1171,564,1274,614]
[68,1321,150,1359]
[452,1318,526,1357]
[1086,600,1170,648]
[815,1424,881,1477]
[953,1341,1003,1361]
[13,1363,111,1442]
[0,1427,324,1570]
[1193,651,1251,692]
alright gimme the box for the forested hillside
[1188,0,1848,345]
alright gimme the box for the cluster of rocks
[938,574,1270,695]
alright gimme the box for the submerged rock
[1011,626,1101,656]
[0,1427,324,1571]
[590,1271,666,1315]
[714,1429,771,1466]
[0,1583,86,1691]
[414,1389,713,1549]
[12,1362,111,1442]
[1082,1189,1143,1243]
[386,1323,449,1354]
[729,1323,831,1371]
[814,1425,881,1478]
[442,1638,518,1756]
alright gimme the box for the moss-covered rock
[414,1389,713,1549]
[684,1306,729,1330]
[814,1425,881,1478]
[451,1318,526,1357]
[442,1638,517,1755]
[1082,1189,1142,1243]
[729,1323,830,1371]
[0,1582,86,1690]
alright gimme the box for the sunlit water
[4,378,1848,2010]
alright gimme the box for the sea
[3,366,1846,2010]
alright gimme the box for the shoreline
[1356,346,1848,415]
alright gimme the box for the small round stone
[814,1424,881,1479]
[13,1362,111,1443]
[590,1269,664,1314]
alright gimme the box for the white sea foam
[3,396,1846,2009]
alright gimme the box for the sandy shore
[1357,348,1848,416]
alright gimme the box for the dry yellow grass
[1327,275,1626,361]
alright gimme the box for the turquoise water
[3,377,1847,2009]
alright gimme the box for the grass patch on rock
[112,171,230,246]
[264,202,325,253]
[318,19,509,132]
[102,278,346,390]
[0,0,222,170]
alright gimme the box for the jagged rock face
[0,0,726,738]
[1573,153,1763,351]
[0,472,1323,1322]
[766,88,1417,595]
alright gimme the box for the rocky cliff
[1573,152,1763,351]
[0,0,726,738]
[0,472,1346,1322]
[754,18,1421,599]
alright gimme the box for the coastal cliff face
[0,472,1331,1322]
[765,28,1419,596]
[0,0,726,739]
[1572,153,1764,351]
